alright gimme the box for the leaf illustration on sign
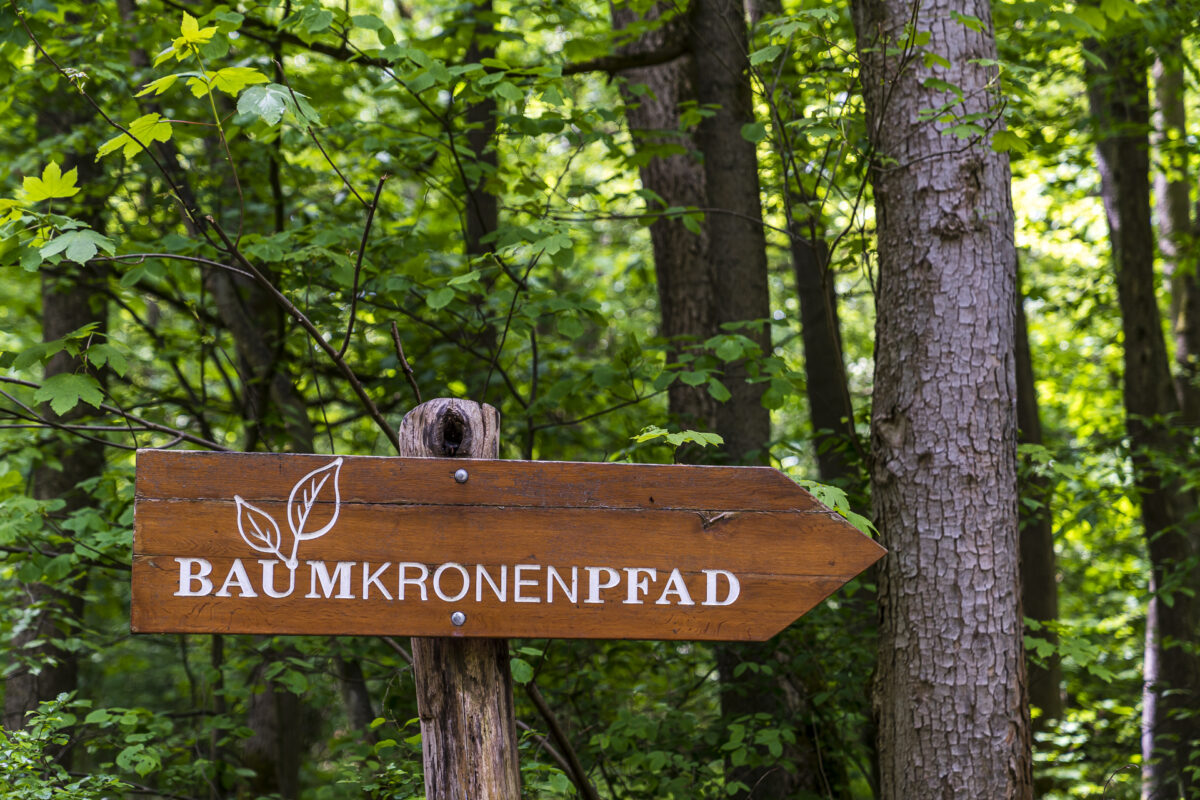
[285,457,343,567]
[234,496,284,560]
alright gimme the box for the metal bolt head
[454,468,469,484]
[450,611,466,626]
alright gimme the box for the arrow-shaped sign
[132,450,884,642]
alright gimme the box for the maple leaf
[22,162,80,203]
[174,12,216,49]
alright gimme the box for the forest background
[0,0,1197,798]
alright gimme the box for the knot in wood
[436,408,469,457]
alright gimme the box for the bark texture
[399,398,521,800]
[689,0,772,465]
[613,4,718,434]
[1087,36,1200,800]
[851,0,1032,796]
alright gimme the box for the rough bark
[1152,40,1200,424]
[613,4,719,434]
[399,399,521,800]
[851,0,1033,796]
[1015,265,1064,727]
[463,0,497,260]
[689,0,772,466]
[1087,36,1200,800]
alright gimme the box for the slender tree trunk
[1015,263,1064,728]
[1087,35,1200,800]
[1152,39,1200,424]
[794,234,857,484]
[852,0,1032,796]
[3,100,108,751]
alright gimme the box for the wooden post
[397,398,521,800]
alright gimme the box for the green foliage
[0,0,1190,797]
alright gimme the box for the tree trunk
[794,234,857,484]
[1152,39,1200,424]
[1087,35,1200,800]
[399,398,521,800]
[689,0,772,466]
[613,4,718,435]
[851,0,1033,796]
[1015,263,1064,727]
[687,2,800,797]
[3,99,108,749]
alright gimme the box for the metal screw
[450,611,466,626]
[454,468,469,484]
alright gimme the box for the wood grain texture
[135,449,824,511]
[398,398,520,800]
[131,420,884,642]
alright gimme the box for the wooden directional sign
[132,450,884,642]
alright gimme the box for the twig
[274,58,368,207]
[525,682,602,800]
[0,376,229,451]
[338,175,389,359]
[481,250,541,406]
[95,253,254,280]
[204,218,400,450]
[389,321,422,405]
[379,636,414,665]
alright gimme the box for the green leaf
[715,338,743,362]
[740,122,767,143]
[135,74,182,97]
[173,12,217,53]
[557,314,584,339]
[707,377,731,403]
[949,10,985,32]
[749,44,783,65]
[237,83,291,125]
[40,230,116,264]
[990,130,1030,154]
[23,161,80,202]
[208,67,270,96]
[494,81,524,103]
[426,287,455,310]
[33,373,104,415]
[97,113,173,160]
[510,657,534,684]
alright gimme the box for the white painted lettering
[433,562,469,602]
[306,560,355,599]
[398,562,429,600]
[258,559,295,598]
[475,564,507,602]
[655,568,695,605]
[175,557,213,597]
[585,566,620,604]
[547,566,577,604]
[623,567,657,604]
[514,564,541,603]
[362,562,392,600]
[702,569,740,606]
[216,558,258,597]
